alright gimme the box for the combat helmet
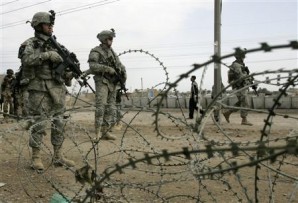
[234,48,247,59]
[6,69,14,75]
[30,10,55,28]
[97,29,116,42]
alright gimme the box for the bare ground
[0,108,297,203]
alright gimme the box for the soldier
[18,11,75,171]
[1,69,15,118]
[86,29,127,140]
[11,70,21,117]
[188,75,198,119]
[223,49,253,126]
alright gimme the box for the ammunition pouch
[52,63,66,84]
[104,73,119,85]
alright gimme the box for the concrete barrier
[113,95,298,109]
[292,97,298,108]
[252,96,265,109]
[279,96,292,109]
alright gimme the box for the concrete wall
[122,95,298,109]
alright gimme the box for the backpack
[228,67,237,84]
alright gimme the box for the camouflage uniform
[230,60,250,116]
[11,70,23,117]
[87,29,126,140]
[1,69,15,117]
[223,51,252,125]
[19,32,69,148]
[19,79,30,117]
[18,11,75,170]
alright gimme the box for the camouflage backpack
[228,66,237,84]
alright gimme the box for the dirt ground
[0,107,297,203]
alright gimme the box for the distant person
[87,29,127,140]
[188,75,198,119]
[10,70,22,117]
[1,69,15,118]
[223,49,253,126]
[19,11,75,171]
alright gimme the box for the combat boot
[223,111,231,123]
[241,117,253,126]
[94,127,102,141]
[53,145,75,167]
[101,126,116,140]
[31,147,44,171]
[113,122,123,131]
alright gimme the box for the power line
[0,0,52,15]
[56,0,120,15]
[0,0,120,29]
[1,0,19,6]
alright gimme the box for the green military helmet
[234,48,247,59]
[6,69,14,75]
[31,12,52,28]
[97,29,116,42]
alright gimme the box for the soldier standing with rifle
[18,10,76,171]
[86,29,127,140]
[223,49,255,126]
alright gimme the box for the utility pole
[214,0,222,123]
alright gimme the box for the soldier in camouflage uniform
[11,70,21,117]
[1,69,15,118]
[11,67,30,118]
[18,11,75,171]
[86,29,127,140]
[223,50,253,126]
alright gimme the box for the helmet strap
[34,24,43,33]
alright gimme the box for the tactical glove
[40,51,63,63]
[105,67,116,75]
[64,71,73,87]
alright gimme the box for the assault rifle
[106,56,129,100]
[243,66,259,96]
[47,35,95,93]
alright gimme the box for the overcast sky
[1,0,297,93]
